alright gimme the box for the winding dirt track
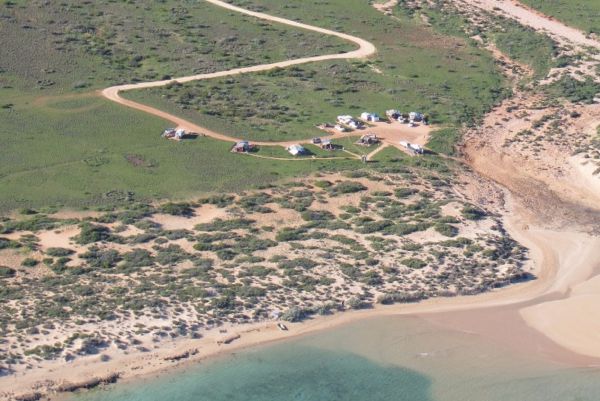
[101,0,376,148]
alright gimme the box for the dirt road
[101,0,376,148]
[462,0,600,50]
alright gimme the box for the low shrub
[275,227,307,242]
[281,306,310,322]
[79,246,122,268]
[75,223,111,244]
[0,266,16,278]
[122,249,154,268]
[0,237,21,249]
[377,291,426,305]
[278,257,318,270]
[46,247,74,257]
[434,223,458,237]
[159,202,195,217]
[394,187,419,198]
[195,218,255,232]
[21,257,39,267]
[329,181,367,195]
[301,210,335,222]
[461,205,486,220]
[401,258,427,269]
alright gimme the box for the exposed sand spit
[521,264,600,359]
[457,0,600,360]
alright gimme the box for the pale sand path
[462,0,600,50]
[101,0,377,148]
[373,0,399,13]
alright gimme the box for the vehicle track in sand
[101,0,376,149]
[461,0,600,51]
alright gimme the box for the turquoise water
[75,316,600,401]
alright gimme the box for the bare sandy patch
[151,205,227,231]
[37,226,79,250]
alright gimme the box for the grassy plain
[125,0,509,142]
[0,95,360,212]
[0,0,512,210]
[519,0,600,34]
[0,0,355,211]
[0,0,351,92]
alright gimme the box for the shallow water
[75,315,600,401]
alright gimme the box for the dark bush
[394,188,418,198]
[281,306,310,322]
[195,218,255,232]
[0,237,20,249]
[401,258,427,269]
[159,202,195,217]
[46,247,74,257]
[21,257,39,267]
[278,257,317,270]
[122,249,154,268]
[76,223,111,244]
[80,246,122,268]
[329,181,367,195]
[434,223,458,237]
[0,266,16,278]
[461,205,486,220]
[300,210,335,221]
[275,227,307,242]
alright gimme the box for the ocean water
[74,316,600,401]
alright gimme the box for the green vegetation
[519,0,600,34]
[426,128,461,155]
[159,202,195,217]
[0,266,16,278]
[462,205,487,221]
[491,22,559,79]
[0,0,354,212]
[0,0,517,212]
[126,0,508,142]
[396,2,559,79]
[545,76,600,104]
[0,95,364,211]
[0,0,350,92]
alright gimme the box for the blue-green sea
[74,316,600,401]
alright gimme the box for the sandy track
[462,0,600,50]
[101,0,376,147]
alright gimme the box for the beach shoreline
[4,189,600,400]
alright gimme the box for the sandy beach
[4,187,600,400]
